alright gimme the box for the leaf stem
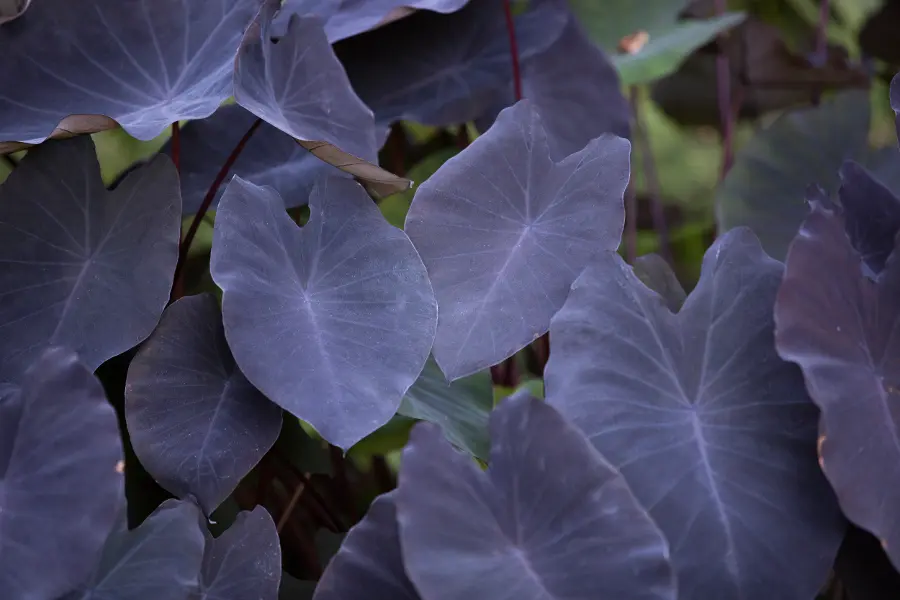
[170,121,180,173]
[629,86,672,265]
[714,0,734,179]
[501,0,523,101]
[172,117,262,297]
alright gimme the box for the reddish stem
[170,121,181,173]
[501,0,523,101]
[714,0,734,179]
[171,117,262,298]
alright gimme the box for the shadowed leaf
[838,160,900,278]
[545,228,845,599]
[0,136,180,384]
[775,200,900,571]
[125,294,283,514]
[405,100,629,380]
[397,393,677,600]
[0,347,124,600]
[210,176,437,449]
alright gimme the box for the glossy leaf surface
[397,393,676,600]
[211,176,437,448]
[405,100,629,380]
[280,0,471,42]
[125,294,282,514]
[775,201,900,569]
[399,355,493,460]
[313,492,420,600]
[160,106,338,215]
[0,0,259,147]
[0,137,181,383]
[67,499,206,600]
[0,347,123,600]
[336,0,567,129]
[200,507,281,600]
[234,1,408,197]
[545,228,845,599]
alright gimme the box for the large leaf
[200,506,281,600]
[0,347,123,600]
[313,492,419,600]
[716,90,871,261]
[125,294,283,514]
[476,13,630,157]
[0,0,29,24]
[405,100,629,380]
[335,0,567,129]
[0,136,181,384]
[397,393,676,600]
[774,200,900,569]
[0,0,260,151]
[544,228,845,599]
[398,355,493,460]
[210,175,437,449]
[160,106,339,215]
[279,0,471,43]
[569,0,745,84]
[66,499,206,600]
[234,1,408,198]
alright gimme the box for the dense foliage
[2,0,900,599]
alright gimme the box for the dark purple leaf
[774,201,900,570]
[160,106,339,215]
[335,0,567,128]
[0,136,181,383]
[200,506,281,600]
[0,347,123,600]
[67,499,206,600]
[210,176,437,449]
[313,492,419,600]
[125,294,283,514]
[279,0,471,42]
[891,71,900,142]
[0,0,260,149]
[476,13,630,157]
[838,160,900,277]
[397,393,676,600]
[234,1,408,198]
[545,228,845,599]
[717,90,871,260]
[404,100,629,380]
[398,355,493,459]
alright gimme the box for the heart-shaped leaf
[200,506,281,600]
[397,392,677,600]
[775,200,900,570]
[125,293,283,514]
[0,136,180,384]
[313,492,419,600]
[405,100,629,380]
[837,160,900,277]
[210,175,437,449]
[66,499,206,600]
[399,355,493,460]
[160,106,339,216]
[0,0,260,151]
[0,347,123,600]
[335,0,567,129]
[234,1,408,198]
[545,228,845,599]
